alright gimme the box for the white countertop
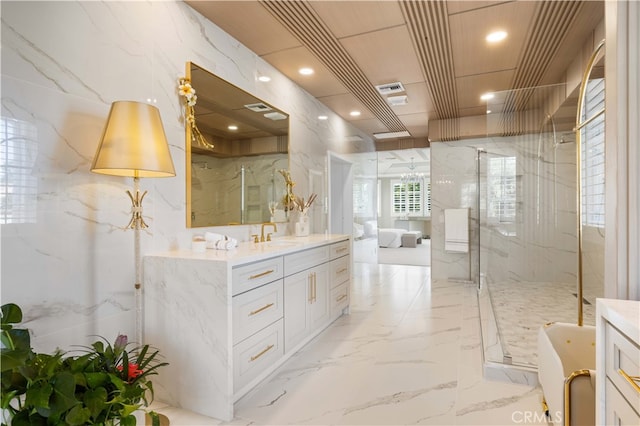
[147,234,350,266]
[596,298,640,344]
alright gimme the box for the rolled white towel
[213,238,238,250]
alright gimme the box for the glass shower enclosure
[477,82,604,369]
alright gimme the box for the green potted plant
[1,303,168,425]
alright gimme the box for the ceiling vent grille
[375,82,405,95]
[244,103,272,112]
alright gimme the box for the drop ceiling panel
[185,1,301,55]
[456,69,515,110]
[397,113,429,138]
[261,47,349,98]
[349,118,393,136]
[449,1,537,77]
[446,1,511,16]
[309,0,405,39]
[318,92,376,122]
[340,26,425,86]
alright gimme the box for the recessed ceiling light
[349,110,361,117]
[480,92,495,101]
[486,110,492,114]
[299,67,314,75]
[387,95,408,106]
[258,75,271,82]
[318,115,328,120]
[486,30,507,43]
[264,112,287,121]
[228,125,238,131]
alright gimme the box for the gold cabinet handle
[336,247,347,253]
[618,369,640,394]
[336,267,347,274]
[313,272,317,302]
[249,303,274,316]
[308,273,314,303]
[250,344,275,362]
[249,269,274,280]
[336,294,347,302]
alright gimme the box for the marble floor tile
[156,263,549,425]
[487,280,596,366]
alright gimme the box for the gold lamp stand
[91,101,175,344]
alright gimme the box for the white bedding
[378,228,406,248]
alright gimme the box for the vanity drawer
[606,379,640,425]
[605,322,640,411]
[233,318,284,393]
[329,256,350,288]
[232,256,283,296]
[330,240,350,259]
[284,245,330,276]
[330,281,349,320]
[232,280,284,345]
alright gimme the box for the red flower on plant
[117,363,144,381]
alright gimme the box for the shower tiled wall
[431,135,578,285]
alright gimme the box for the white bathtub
[537,322,596,426]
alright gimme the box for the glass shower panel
[479,83,583,368]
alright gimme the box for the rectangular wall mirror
[185,62,290,227]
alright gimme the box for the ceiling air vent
[375,82,405,95]
[244,103,272,112]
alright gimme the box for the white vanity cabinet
[596,299,640,425]
[283,266,330,351]
[283,247,331,352]
[283,239,351,352]
[144,234,350,422]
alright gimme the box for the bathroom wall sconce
[91,100,175,344]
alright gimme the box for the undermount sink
[265,240,301,248]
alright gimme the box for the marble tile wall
[0,1,373,352]
[431,142,480,282]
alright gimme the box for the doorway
[328,152,353,235]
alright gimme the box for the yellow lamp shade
[91,101,175,178]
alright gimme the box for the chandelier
[401,157,424,183]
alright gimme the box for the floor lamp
[91,101,175,345]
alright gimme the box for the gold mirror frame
[183,62,290,227]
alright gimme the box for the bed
[378,228,406,248]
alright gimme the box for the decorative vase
[295,213,310,237]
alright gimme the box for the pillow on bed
[363,220,377,237]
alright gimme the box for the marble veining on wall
[1,0,372,352]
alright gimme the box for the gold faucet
[260,222,277,242]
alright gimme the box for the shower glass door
[478,83,593,368]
